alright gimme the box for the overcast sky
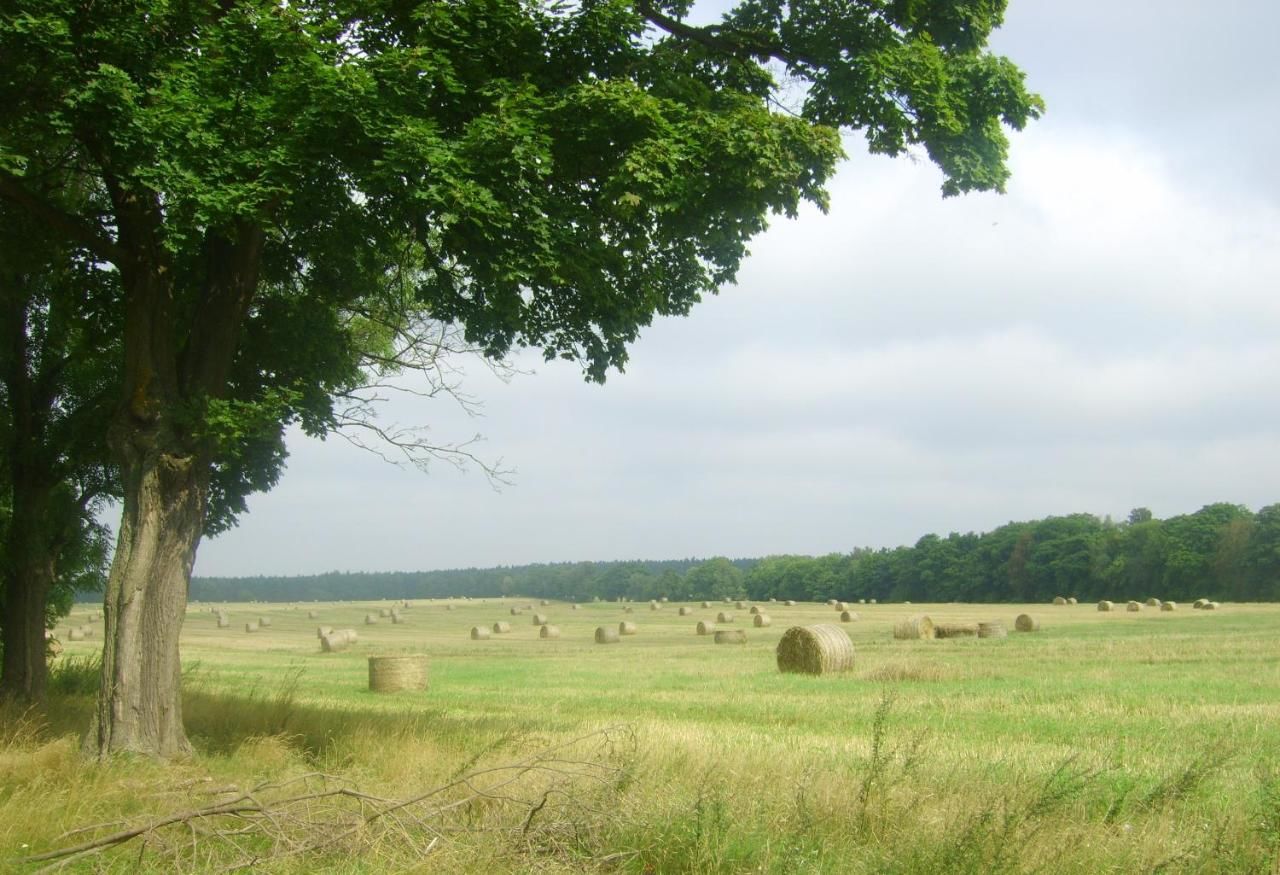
[195,0,1280,577]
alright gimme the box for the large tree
[0,0,1040,758]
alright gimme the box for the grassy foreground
[4,598,1280,873]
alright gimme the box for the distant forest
[190,503,1280,605]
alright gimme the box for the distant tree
[684,558,745,600]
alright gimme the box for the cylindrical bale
[784,600,796,606]
[869,599,878,605]
[316,625,334,639]
[338,628,358,643]
[307,610,318,619]
[776,624,855,675]
[595,625,620,644]
[978,621,1008,639]
[714,629,747,644]
[1052,596,1067,606]
[696,621,716,636]
[660,597,669,602]
[539,624,561,639]
[618,620,638,636]
[826,599,837,606]
[1126,601,1141,612]
[365,613,378,624]
[835,601,847,611]
[68,628,85,641]
[1014,614,1040,633]
[368,655,429,693]
[571,604,580,610]
[701,601,712,608]
[1067,597,1078,605]
[1145,598,1161,607]
[678,606,693,616]
[753,613,772,628]
[735,601,747,610]
[509,607,522,616]
[320,633,349,652]
[1097,600,1114,612]
[1193,598,1209,609]
[491,621,511,633]
[531,613,548,626]
[749,605,762,614]
[216,616,230,628]
[258,616,271,627]
[893,615,935,640]
[1203,601,1219,611]
[391,612,404,624]
[839,610,857,623]
[540,599,550,606]
[1161,601,1177,611]
[716,612,734,623]
[245,622,259,633]
[470,626,491,640]
[379,608,392,618]
[650,601,660,610]
[934,622,978,639]
[623,606,634,614]
[858,599,866,605]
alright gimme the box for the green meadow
[5,598,1280,873]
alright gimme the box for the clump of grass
[47,652,101,696]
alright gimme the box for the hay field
[6,598,1280,873]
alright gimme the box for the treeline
[190,503,1280,605]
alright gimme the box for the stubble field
[4,597,1280,873]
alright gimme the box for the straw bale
[539,624,561,639]
[650,601,660,610]
[1203,601,1219,611]
[749,605,762,614]
[531,613,549,626]
[869,599,877,604]
[826,599,837,606]
[1193,598,1209,609]
[858,599,866,604]
[660,597,669,602]
[1052,596,1067,606]
[595,625,620,644]
[379,608,392,618]
[1161,601,1177,611]
[337,628,358,643]
[217,616,230,628]
[365,613,378,624]
[618,620,638,636]
[702,601,712,608]
[320,633,348,652]
[784,600,796,606]
[776,624,855,675]
[258,616,271,627]
[1067,597,1078,605]
[623,606,634,613]
[835,602,847,611]
[510,607,522,615]
[491,621,512,633]
[715,629,747,644]
[678,606,693,616]
[571,604,580,610]
[716,611,734,623]
[893,615,935,640]
[1126,601,1141,612]
[978,621,1008,639]
[934,622,978,638]
[245,622,259,633]
[316,626,334,639]
[753,613,772,627]
[1145,598,1161,607]
[839,610,857,623]
[1097,600,1114,612]
[391,612,404,624]
[308,610,318,619]
[696,621,716,636]
[736,601,747,610]
[1014,614,1040,633]
[470,626,491,640]
[368,655,429,693]
[541,599,550,606]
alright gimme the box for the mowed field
[6,598,1280,873]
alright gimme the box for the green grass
[4,598,1280,873]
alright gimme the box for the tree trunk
[0,546,55,702]
[86,443,206,759]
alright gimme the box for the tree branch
[0,171,121,265]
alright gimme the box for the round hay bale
[869,599,878,605]
[307,610,318,619]
[735,601,747,610]
[1161,601,1177,611]
[1052,596,1067,606]
[365,613,378,625]
[784,600,796,606]
[753,613,772,628]
[1097,600,1114,612]
[696,621,716,636]
[491,621,511,634]
[379,608,392,618]
[1014,614,1040,633]
[540,599,550,606]
[776,624,855,675]
[571,604,580,610]
[858,599,866,605]
[934,622,978,639]
[391,612,404,624]
[716,611,734,623]
[826,599,837,606]
[835,601,847,611]
[368,655,429,693]
[68,628,85,641]
[623,606,634,614]
[217,616,230,628]
[978,621,1008,639]
[893,615,935,640]
[258,616,271,627]
[1145,597,1161,607]
[660,596,669,602]
[650,601,660,610]
[1067,597,1078,605]
[539,624,561,639]
[320,633,348,652]
[595,625,620,644]
[678,606,693,616]
[839,610,857,623]
[509,607,522,616]
[1203,601,1219,611]
[618,620,638,636]
[245,622,259,633]
[1126,600,1141,612]
[701,601,712,608]
[531,613,548,626]
[445,604,455,611]
[470,626,491,640]
[749,605,762,614]
[1193,598,1209,609]
[714,629,747,644]
[316,625,334,639]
